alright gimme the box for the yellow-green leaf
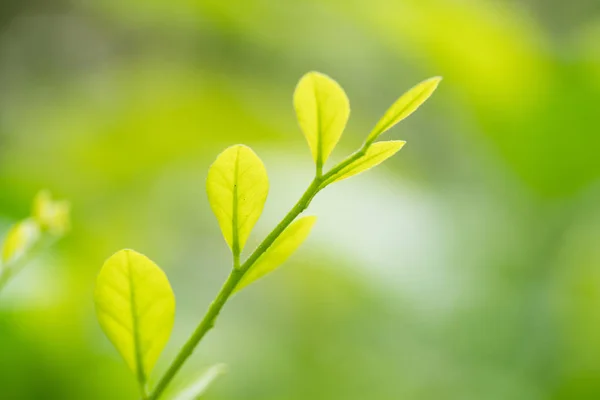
[366,77,441,142]
[94,249,175,388]
[1,219,40,265]
[206,145,269,258]
[329,141,406,184]
[236,216,317,292]
[294,72,350,169]
[32,190,70,235]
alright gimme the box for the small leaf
[206,145,269,258]
[171,364,227,400]
[366,77,441,142]
[1,219,41,265]
[294,72,350,169]
[32,190,70,235]
[94,249,175,389]
[236,216,317,292]
[329,141,406,184]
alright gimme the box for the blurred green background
[1,0,600,399]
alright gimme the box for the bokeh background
[1,0,600,399]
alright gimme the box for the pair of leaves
[206,145,316,290]
[94,250,176,391]
[94,71,441,397]
[294,72,441,180]
[205,73,440,291]
[95,146,316,391]
[93,232,310,396]
[1,190,69,268]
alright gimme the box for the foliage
[0,191,69,293]
[94,71,439,399]
[94,249,176,394]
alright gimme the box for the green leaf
[1,219,41,265]
[294,71,350,170]
[366,77,441,143]
[171,364,227,400]
[329,141,406,184]
[206,145,269,259]
[236,216,317,292]
[94,249,176,391]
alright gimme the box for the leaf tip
[215,144,251,158]
[426,76,443,90]
[301,70,328,80]
[230,143,250,151]
[109,247,136,260]
[389,140,407,150]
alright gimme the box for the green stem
[148,177,323,400]
[317,142,370,190]
[148,137,378,399]
[147,268,241,400]
[149,140,379,399]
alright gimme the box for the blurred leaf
[32,190,71,235]
[94,249,175,389]
[171,364,227,400]
[206,145,269,258]
[329,141,406,184]
[367,77,441,142]
[1,219,41,265]
[294,72,350,169]
[236,216,317,292]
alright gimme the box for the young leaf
[171,364,227,400]
[294,72,350,170]
[329,141,406,184]
[32,190,70,235]
[236,216,317,292]
[1,219,41,265]
[206,145,269,259]
[94,249,175,391]
[366,77,441,143]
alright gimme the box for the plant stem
[147,268,242,400]
[149,140,379,399]
[149,177,323,400]
[317,143,369,190]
